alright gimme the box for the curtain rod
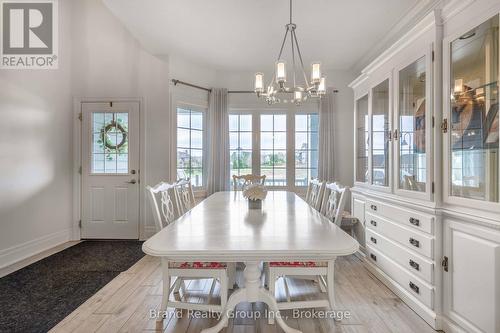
[171,79,339,93]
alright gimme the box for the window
[177,108,204,187]
[261,114,287,186]
[229,114,253,177]
[295,114,319,186]
[92,112,129,174]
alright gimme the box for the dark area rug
[0,240,145,333]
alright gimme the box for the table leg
[201,261,302,333]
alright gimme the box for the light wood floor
[50,255,436,333]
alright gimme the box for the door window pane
[450,15,499,202]
[229,114,253,178]
[399,56,427,192]
[356,95,369,182]
[261,114,287,186]
[295,114,319,186]
[176,108,204,187]
[91,112,129,174]
[371,80,390,186]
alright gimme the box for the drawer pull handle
[370,204,378,211]
[370,220,377,227]
[409,259,420,271]
[409,217,420,226]
[409,237,420,248]
[370,254,377,261]
[370,237,377,244]
[409,281,420,294]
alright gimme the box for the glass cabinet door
[371,79,390,187]
[398,56,427,192]
[356,95,369,183]
[449,15,499,202]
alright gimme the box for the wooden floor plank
[52,255,437,333]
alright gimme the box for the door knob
[126,179,137,184]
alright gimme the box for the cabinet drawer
[366,212,434,258]
[366,228,434,284]
[366,245,434,309]
[366,199,434,234]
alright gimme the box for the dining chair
[305,178,325,211]
[265,182,348,324]
[232,174,266,190]
[321,182,357,237]
[173,179,196,215]
[146,181,229,314]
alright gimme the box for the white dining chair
[232,174,266,191]
[146,181,229,314]
[305,178,325,211]
[173,179,196,215]
[321,182,357,237]
[265,182,348,324]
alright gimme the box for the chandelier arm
[292,30,311,89]
[277,28,289,61]
[291,27,296,88]
[289,0,292,24]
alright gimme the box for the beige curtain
[318,89,336,182]
[206,88,230,194]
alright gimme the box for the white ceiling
[103,0,426,72]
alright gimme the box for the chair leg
[327,259,336,310]
[268,270,276,325]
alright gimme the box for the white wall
[0,0,173,269]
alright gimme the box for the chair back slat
[174,179,196,215]
[232,174,266,191]
[305,178,325,211]
[146,182,177,232]
[321,182,349,227]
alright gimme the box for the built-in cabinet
[350,1,500,332]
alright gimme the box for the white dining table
[142,191,359,333]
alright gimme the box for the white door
[81,102,140,239]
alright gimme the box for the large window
[177,108,204,187]
[229,114,253,176]
[295,114,319,186]
[261,114,287,186]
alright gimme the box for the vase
[248,199,262,209]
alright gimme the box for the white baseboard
[0,228,72,271]
[142,225,156,240]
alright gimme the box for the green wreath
[97,120,128,160]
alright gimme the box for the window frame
[176,103,207,190]
[229,104,319,192]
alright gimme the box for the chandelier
[254,0,326,105]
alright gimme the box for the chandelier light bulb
[294,90,303,103]
[276,61,287,83]
[254,73,264,93]
[311,62,321,84]
[318,76,326,95]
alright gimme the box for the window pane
[310,132,319,150]
[356,95,369,182]
[191,130,203,149]
[450,14,499,202]
[309,114,319,132]
[191,112,203,130]
[274,132,286,149]
[295,151,308,168]
[296,115,307,131]
[296,133,308,150]
[177,128,190,148]
[177,109,190,128]
[92,112,128,174]
[295,169,308,186]
[191,149,203,168]
[261,133,274,149]
[275,115,287,131]
[177,148,190,168]
[240,115,252,131]
[229,132,238,149]
[261,115,273,131]
[240,132,252,149]
[190,169,203,187]
[229,115,239,131]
